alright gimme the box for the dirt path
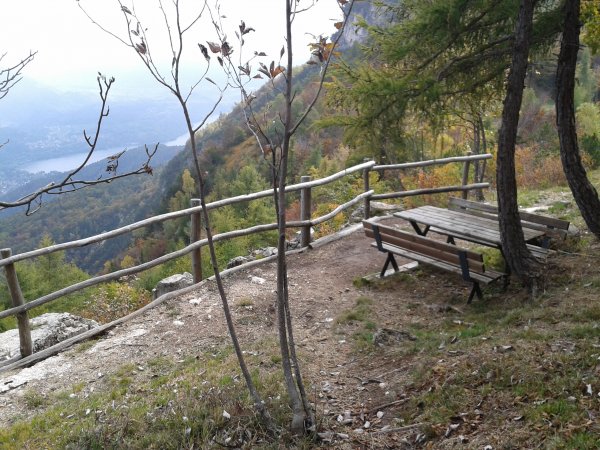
[0,220,412,429]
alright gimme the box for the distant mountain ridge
[0,77,235,172]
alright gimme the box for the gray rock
[372,328,416,347]
[0,313,98,361]
[154,272,193,299]
[252,247,278,258]
[227,255,253,269]
[261,246,278,257]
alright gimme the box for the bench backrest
[448,197,569,239]
[363,220,485,273]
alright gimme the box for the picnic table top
[394,205,546,248]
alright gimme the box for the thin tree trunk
[183,100,273,429]
[478,115,488,185]
[473,115,486,201]
[269,1,313,434]
[556,0,600,238]
[496,0,542,292]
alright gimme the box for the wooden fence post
[190,199,202,283]
[300,176,312,247]
[363,159,371,219]
[461,151,473,199]
[1,248,32,357]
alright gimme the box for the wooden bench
[363,220,506,303]
[440,197,571,260]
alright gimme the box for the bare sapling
[213,0,355,435]
[79,0,274,429]
[0,53,155,215]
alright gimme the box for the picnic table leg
[409,221,430,236]
[380,253,400,277]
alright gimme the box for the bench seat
[363,220,506,303]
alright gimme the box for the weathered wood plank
[372,153,492,171]
[371,183,489,201]
[448,197,570,238]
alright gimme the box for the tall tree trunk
[496,0,543,291]
[556,0,600,238]
[473,114,486,201]
[478,115,488,185]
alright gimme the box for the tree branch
[0,75,156,214]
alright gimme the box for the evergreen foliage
[325,0,563,162]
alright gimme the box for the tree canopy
[326,0,563,161]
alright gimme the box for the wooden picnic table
[393,205,546,250]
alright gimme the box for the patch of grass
[562,432,600,449]
[336,296,379,351]
[73,339,97,353]
[547,201,568,215]
[237,298,254,307]
[479,247,505,271]
[353,276,373,289]
[23,390,47,409]
[418,384,470,424]
[564,324,600,339]
[218,374,235,387]
[337,296,373,324]
[354,271,415,291]
[457,323,488,339]
[572,303,600,322]
[513,327,549,341]
[0,342,296,449]
[528,398,579,424]
[404,328,443,354]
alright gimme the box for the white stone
[154,272,193,298]
[0,313,97,361]
[250,276,266,285]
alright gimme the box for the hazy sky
[1,0,344,96]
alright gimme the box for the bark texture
[496,0,542,289]
[556,0,600,238]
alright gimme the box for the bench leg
[380,252,400,277]
[467,282,483,304]
[541,236,550,249]
[446,236,456,245]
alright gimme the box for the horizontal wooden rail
[370,183,490,200]
[0,161,376,269]
[371,153,491,171]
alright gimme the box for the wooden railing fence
[0,153,491,369]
